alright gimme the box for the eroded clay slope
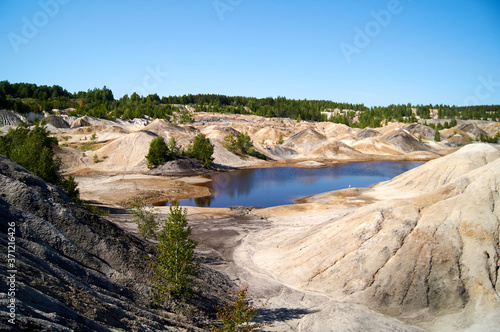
[254,144,500,331]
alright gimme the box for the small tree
[167,136,181,159]
[187,133,214,168]
[61,175,80,202]
[145,136,170,169]
[434,130,441,142]
[224,132,259,158]
[152,203,199,299]
[130,197,160,239]
[212,287,262,332]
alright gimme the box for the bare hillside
[249,143,500,331]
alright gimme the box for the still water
[177,161,423,208]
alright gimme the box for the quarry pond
[175,161,424,208]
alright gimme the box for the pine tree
[152,203,199,299]
[434,130,441,142]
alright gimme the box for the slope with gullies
[251,143,500,331]
[0,155,235,330]
[38,112,480,175]
[2,110,497,174]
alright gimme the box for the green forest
[1,81,499,128]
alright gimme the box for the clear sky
[1,0,499,107]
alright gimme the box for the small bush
[186,133,214,168]
[211,287,262,332]
[145,136,171,169]
[129,197,160,239]
[61,175,80,202]
[276,133,284,145]
[434,131,441,142]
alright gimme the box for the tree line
[2,80,500,126]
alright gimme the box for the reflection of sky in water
[177,161,423,208]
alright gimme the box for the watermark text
[7,0,71,54]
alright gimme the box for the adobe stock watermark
[463,75,499,106]
[340,0,406,64]
[131,65,169,97]
[5,221,17,325]
[213,0,242,21]
[7,0,71,54]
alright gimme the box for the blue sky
[1,0,499,107]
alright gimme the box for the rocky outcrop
[44,115,70,129]
[69,117,91,128]
[0,110,25,127]
[0,155,229,330]
[147,156,209,176]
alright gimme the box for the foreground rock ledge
[0,155,231,331]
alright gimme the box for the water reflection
[177,161,423,208]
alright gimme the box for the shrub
[129,197,160,239]
[0,123,81,202]
[224,131,252,155]
[211,287,262,332]
[276,133,284,145]
[187,133,214,168]
[224,132,265,159]
[145,136,171,169]
[61,175,80,202]
[0,123,61,185]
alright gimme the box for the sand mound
[384,130,434,153]
[351,138,403,156]
[402,123,436,140]
[90,131,156,172]
[458,123,487,139]
[309,139,363,159]
[254,143,500,331]
[478,122,500,136]
[265,145,299,159]
[440,127,468,139]
[357,128,380,139]
[319,123,352,138]
[146,156,209,176]
[142,118,198,137]
[43,115,70,128]
[253,127,285,145]
[374,143,500,196]
[283,128,327,154]
[70,117,91,128]
[200,125,239,141]
[443,134,470,147]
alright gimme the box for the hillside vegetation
[2,81,500,127]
